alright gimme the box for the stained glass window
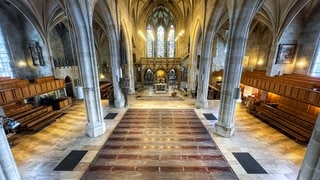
[168,25,175,57]
[146,25,153,57]
[157,26,164,57]
[0,28,13,77]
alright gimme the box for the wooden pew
[4,103,33,117]
[29,112,63,131]
[12,106,63,132]
[15,106,49,127]
[100,81,113,99]
[253,103,315,143]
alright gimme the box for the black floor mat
[104,113,118,119]
[232,152,268,174]
[203,113,217,120]
[54,150,87,171]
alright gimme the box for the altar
[155,83,167,93]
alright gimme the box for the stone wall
[50,28,65,62]
[257,28,272,70]
[0,2,53,80]
[96,40,112,82]
[295,5,320,75]
[245,23,272,71]
[276,14,303,75]
[53,66,80,96]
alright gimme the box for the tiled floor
[10,90,307,180]
[82,109,237,179]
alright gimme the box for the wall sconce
[297,60,306,67]
[17,61,27,67]
[257,59,264,65]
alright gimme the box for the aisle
[81,109,238,179]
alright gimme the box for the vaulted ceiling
[127,0,192,24]
[3,0,320,41]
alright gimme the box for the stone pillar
[0,124,20,180]
[195,53,210,108]
[266,40,279,76]
[109,41,125,108]
[127,68,136,95]
[214,0,265,137]
[297,115,320,180]
[187,62,197,94]
[66,1,105,137]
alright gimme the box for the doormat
[203,113,217,120]
[232,152,268,174]
[54,150,87,171]
[104,113,118,119]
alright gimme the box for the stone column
[0,123,20,180]
[109,40,125,108]
[297,115,320,180]
[187,64,197,94]
[127,67,136,95]
[66,1,105,137]
[214,0,265,137]
[187,30,201,95]
[266,40,279,76]
[195,52,210,108]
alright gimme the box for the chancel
[0,0,320,179]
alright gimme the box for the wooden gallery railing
[0,76,65,105]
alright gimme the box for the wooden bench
[4,103,33,117]
[29,112,63,131]
[100,81,113,99]
[207,85,221,100]
[26,111,56,128]
[11,106,62,131]
[253,103,315,143]
[10,106,45,120]
[15,106,49,127]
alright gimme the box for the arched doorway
[168,68,176,90]
[144,68,154,89]
[65,76,74,97]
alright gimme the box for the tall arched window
[146,25,153,57]
[168,25,175,57]
[0,28,13,77]
[157,26,165,57]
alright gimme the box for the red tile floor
[81,109,238,179]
